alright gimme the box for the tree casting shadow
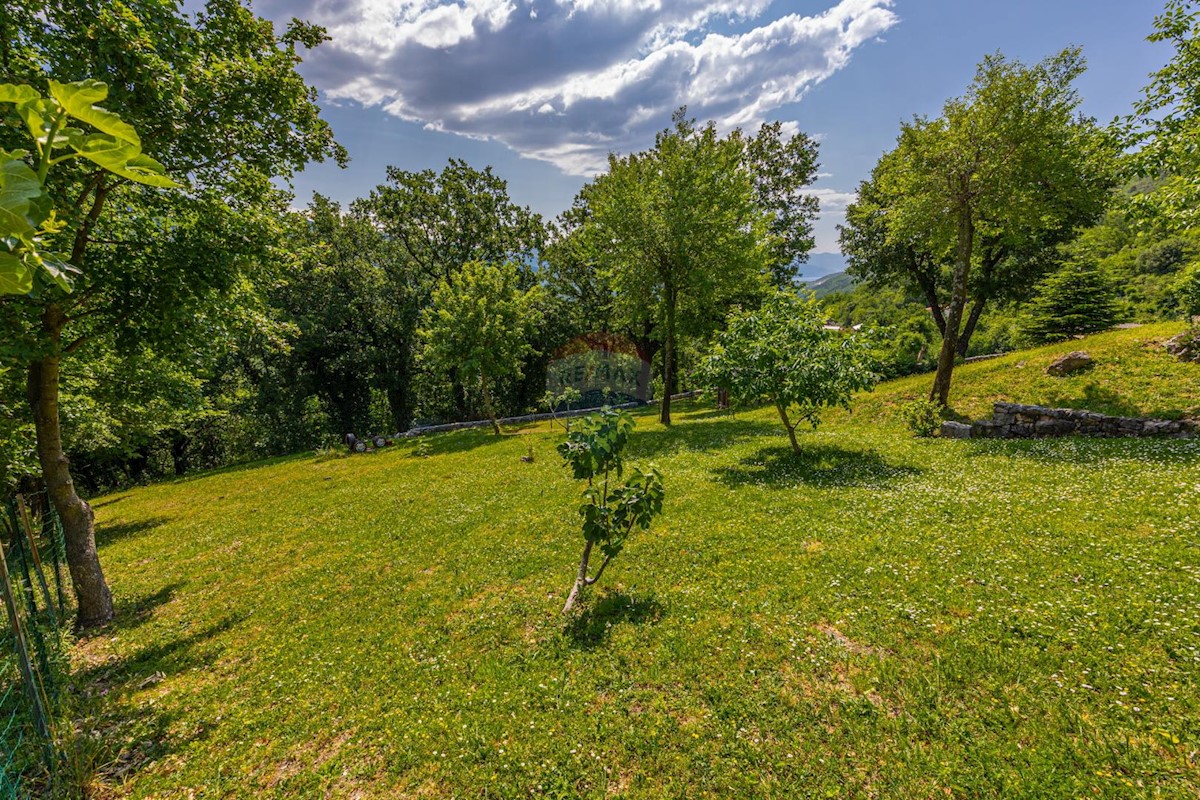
[712,443,922,489]
[95,516,172,546]
[625,418,779,459]
[72,611,247,787]
[564,590,664,649]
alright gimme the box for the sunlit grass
[78,324,1200,798]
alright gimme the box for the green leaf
[13,98,54,146]
[0,251,32,295]
[74,135,178,188]
[123,153,179,188]
[0,158,44,238]
[39,254,80,292]
[0,84,38,105]
[48,79,141,146]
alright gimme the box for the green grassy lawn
[78,324,1200,798]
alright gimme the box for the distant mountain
[796,252,847,280]
[803,270,855,299]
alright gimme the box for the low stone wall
[400,390,703,438]
[941,402,1196,440]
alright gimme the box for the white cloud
[265,0,897,176]
[803,187,858,211]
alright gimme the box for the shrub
[1020,263,1120,343]
[899,397,942,437]
[557,409,663,612]
[1173,261,1200,324]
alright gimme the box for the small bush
[557,409,663,613]
[1173,261,1200,324]
[899,397,942,437]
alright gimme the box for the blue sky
[252,0,1173,276]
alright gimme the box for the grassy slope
[80,325,1200,798]
[864,322,1200,421]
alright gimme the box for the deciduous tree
[557,409,662,612]
[1129,0,1200,231]
[0,0,343,627]
[697,292,880,454]
[418,260,542,435]
[841,49,1117,407]
[581,112,774,425]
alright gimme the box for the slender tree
[418,261,543,435]
[697,292,880,454]
[581,112,774,425]
[741,121,822,288]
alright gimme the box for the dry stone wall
[941,402,1196,440]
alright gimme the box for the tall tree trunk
[660,289,676,426]
[956,296,987,359]
[930,212,974,407]
[386,385,412,434]
[666,341,679,396]
[631,323,657,403]
[26,307,112,629]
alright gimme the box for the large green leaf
[0,84,38,105]
[49,79,140,147]
[74,135,178,188]
[37,253,80,292]
[0,158,44,238]
[123,153,179,188]
[0,251,32,295]
[13,98,54,145]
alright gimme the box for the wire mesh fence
[1,491,70,799]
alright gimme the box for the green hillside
[71,324,1200,798]
[862,321,1200,421]
[802,269,856,298]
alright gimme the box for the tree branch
[584,552,615,586]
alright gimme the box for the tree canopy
[0,0,344,626]
[841,48,1119,407]
[418,260,543,435]
[698,291,880,454]
[1129,0,1200,231]
[578,111,776,425]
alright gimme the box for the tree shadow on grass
[1042,382,1148,419]
[91,495,127,510]
[399,422,541,457]
[564,590,664,650]
[625,418,779,459]
[95,516,172,546]
[712,444,922,489]
[106,582,185,634]
[166,452,311,486]
[72,611,248,787]
[966,435,1200,465]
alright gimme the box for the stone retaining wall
[941,402,1196,440]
